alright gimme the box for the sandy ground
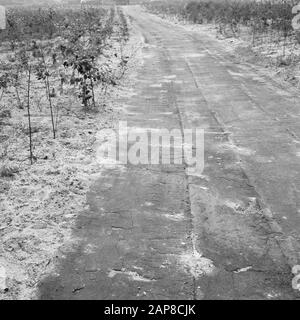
[0,9,142,300]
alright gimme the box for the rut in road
[39,6,300,300]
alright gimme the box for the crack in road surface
[39,6,300,300]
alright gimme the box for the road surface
[39,6,300,300]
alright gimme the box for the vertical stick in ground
[45,75,56,139]
[26,66,33,165]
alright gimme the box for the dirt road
[39,6,300,300]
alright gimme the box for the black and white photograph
[0,0,300,304]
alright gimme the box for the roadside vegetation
[145,0,300,85]
[0,4,132,299]
[0,5,130,163]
